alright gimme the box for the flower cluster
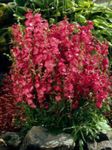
[11,12,111,109]
[0,75,25,131]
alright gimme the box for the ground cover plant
[10,11,112,149]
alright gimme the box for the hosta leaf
[14,7,26,20]
[75,14,86,24]
[93,19,110,28]
[15,0,26,6]
[64,0,76,9]
[32,0,44,6]
[78,0,93,8]
[16,7,27,14]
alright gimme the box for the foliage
[0,75,25,132]
[72,1,112,67]
[0,3,13,53]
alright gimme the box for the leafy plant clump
[10,12,112,149]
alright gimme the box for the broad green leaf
[15,0,26,6]
[14,7,26,20]
[78,1,93,8]
[75,14,86,24]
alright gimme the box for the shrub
[11,11,111,109]
[11,12,112,149]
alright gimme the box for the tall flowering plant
[11,11,111,110]
[10,12,112,148]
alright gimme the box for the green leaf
[15,0,26,6]
[14,6,26,20]
[79,139,84,150]
[75,14,86,24]
[64,0,76,9]
[78,0,93,8]
[32,0,44,6]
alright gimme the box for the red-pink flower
[11,12,111,109]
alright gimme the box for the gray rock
[0,139,8,150]
[88,140,112,150]
[87,132,112,150]
[20,126,75,150]
[0,145,8,150]
[107,131,112,140]
[1,132,21,149]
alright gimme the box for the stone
[1,132,21,149]
[20,126,75,150]
[87,140,112,150]
[107,131,112,140]
[0,145,8,150]
[0,138,8,150]
[87,132,112,150]
[0,138,7,146]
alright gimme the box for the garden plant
[10,11,112,149]
[0,0,112,150]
